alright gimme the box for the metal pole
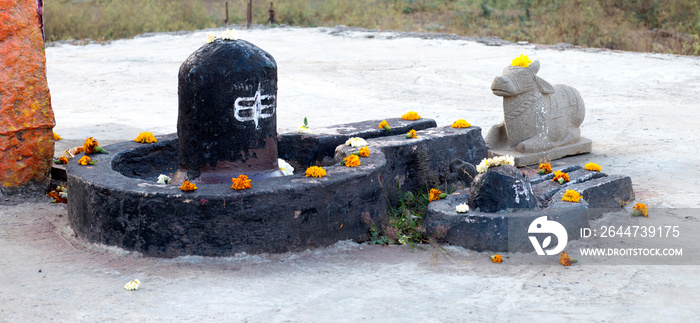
[246,0,252,29]
[225,2,229,28]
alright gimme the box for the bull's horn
[528,60,540,74]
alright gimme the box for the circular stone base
[67,134,386,257]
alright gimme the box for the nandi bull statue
[484,55,591,166]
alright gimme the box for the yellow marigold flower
[632,203,649,217]
[552,171,569,184]
[359,146,370,157]
[344,154,361,167]
[562,190,582,203]
[584,162,601,172]
[83,137,108,154]
[491,255,502,263]
[511,53,532,67]
[134,132,158,143]
[231,175,252,190]
[378,120,391,131]
[429,188,445,202]
[451,119,471,128]
[559,251,572,266]
[305,166,327,178]
[179,180,197,191]
[53,132,62,140]
[78,156,91,166]
[405,129,417,139]
[537,162,552,174]
[59,156,69,164]
[401,111,421,120]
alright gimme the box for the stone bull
[485,60,585,153]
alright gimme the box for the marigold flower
[560,251,572,266]
[562,190,582,203]
[429,188,446,202]
[632,203,649,217]
[231,175,252,190]
[358,146,370,157]
[405,129,417,139]
[552,171,569,184]
[47,186,68,204]
[55,156,69,164]
[179,180,197,191]
[378,120,391,131]
[53,132,62,140]
[451,119,471,128]
[491,255,502,263]
[134,132,158,143]
[305,166,327,178]
[83,137,108,154]
[511,54,532,67]
[124,279,141,291]
[584,162,601,172]
[401,111,421,120]
[537,162,552,174]
[344,154,361,167]
[78,156,92,166]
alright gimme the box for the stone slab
[278,118,436,169]
[554,174,634,220]
[334,125,488,202]
[67,135,387,257]
[424,191,589,252]
[489,137,592,167]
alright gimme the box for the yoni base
[488,137,592,167]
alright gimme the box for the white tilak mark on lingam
[234,83,276,129]
[512,180,529,204]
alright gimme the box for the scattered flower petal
[401,111,421,120]
[345,137,368,147]
[429,188,446,202]
[451,119,471,128]
[358,146,370,157]
[491,255,503,263]
[562,190,582,203]
[405,129,417,139]
[632,203,649,217]
[297,125,312,134]
[278,158,294,176]
[537,162,552,174]
[157,174,171,184]
[344,154,361,167]
[124,279,141,291]
[456,203,469,213]
[53,132,62,140]
[134,132,158,143]
[179,180,197,191]
[378,120,391,131]
[231,175,252,190]
[552,171,569,184]
[560,251,572,266]
[221,29,238,40]
[206,32,217,43]
[584,162,601,172]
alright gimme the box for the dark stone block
[334,125,488,204]
[176,39,280,183]
[531,167,606,206]
[424,193,588,252]
[468,165,538,213]
[278,118,437,169]
[67,137,387,257]
[553,174,634,219]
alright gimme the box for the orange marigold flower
[405,129,417,139]
[401,111,421,120]
[305,166,327,178]
[179,180,197,191]
[231,175,252,190]
[134,132,158,143]
[359,146,370,157]
[584,162,601,172]
[83,137,108,154]
[344,154,361,167]
[632,203,649,217]
[560,251,572,266]
[562,190,582,203]
[53,132,62,140]
[378,120,391,131]
[537,162,552,174]
[451,119,471,128]
[78,156,91,166]
[429,188,443,202]
[552,171,569,184]
[55,156,69,164]
[491,255,502,263]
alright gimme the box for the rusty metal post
[246,0,252,29]
[225,2,229,28]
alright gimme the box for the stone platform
[489,137,592,166]
[423,165,633,252]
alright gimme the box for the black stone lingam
[173,38,282,184]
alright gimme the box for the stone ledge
[489,137,592,166]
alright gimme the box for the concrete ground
[2,26,700,321]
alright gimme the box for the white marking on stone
[512,179,529,204]
[234,83,276,129]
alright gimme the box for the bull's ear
[535,76,555,94]
[528,60,540,74]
